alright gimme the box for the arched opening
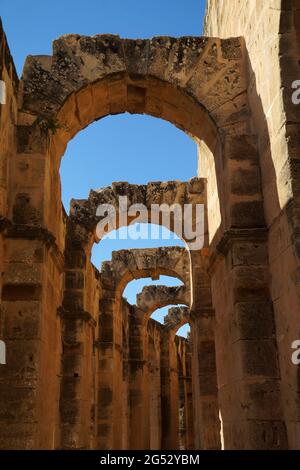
[20,50,227,452]
[15,32,271,452]
[176,323,190,338]
[92,223,185,268]
[39,69,224,249]
[45,102,211,448]
[60,114,197,211]
[0,7,287,451]
[123,276,184,306]
[150,304,186,325]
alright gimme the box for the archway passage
[21,34,244,143]
[60,114,197,211]
[68,178,207,250]
[59,238,220,450]
[93,246,194,450]
[0,27,289,451]
[17,33,259,248]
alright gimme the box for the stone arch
[135,279,220,450]
[0,27,286,451]
[163,306,193,449]
[20,34,245,144]
[62,178,205,330]
[151,306,191,450]
[164,306,190,335]
[62,178,200,325]
[104,246,191,301]
[137,285,188,319]
[69,178,207,250]
[60,245,192,449]
[16,33,264,249]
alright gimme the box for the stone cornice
[190,307,215,321]
[209,227,268,273]
[6,223,64,272]
[57,307,97,327]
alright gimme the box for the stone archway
[95,246,191,450]
[0,31,288,450]
[17,34,261,247]
[137,285,188,318]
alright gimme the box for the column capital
[57,307,97,327]
[6,223,64,272]
[209,227,268,272]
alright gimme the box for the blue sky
[0,0,206,332]
[1,0,205,76]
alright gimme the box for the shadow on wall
[245,43,300,444]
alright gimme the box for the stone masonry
[0,0,300,449]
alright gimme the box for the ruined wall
[147,319,162,450]
[205,0,300,448]
[1,21,64,449]
[0,19,17,216]
[120,298,130,449]
[60,256,100,449]
[176,336,194,450]
[98,292,193,451]
[0,18,18,367]
[0,19,64,450]
[96,247,196,450]
[0,25,63,448]
[0,9,299,449]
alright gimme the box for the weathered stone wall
[205,0,300,449]
[0,19,17,221]
[1,21,63,449]
[96,290,194,450]
[0,22,65,446]
[176,335,194,450]
[0,9,299,449]
[147,318,162,449]
[0,20,18,397]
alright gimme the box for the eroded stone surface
[0,3,299,450]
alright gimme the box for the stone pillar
[112,296,124,450]
[190,311,221,450]
[147,320,162,450]
[59,236,98,449]
[178,360,186,450]
[177,337,194,450]
[128,307,149,450]
[96,293,115,449]
[185,345,194,450]
[96,260,124,450]
[0,33,64,446]
[59,308,96,449]
[211,233,288,449]
[121,299,130,450]
[160,329,179,450]
[188,249,221,450]
[0,234,63,449]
